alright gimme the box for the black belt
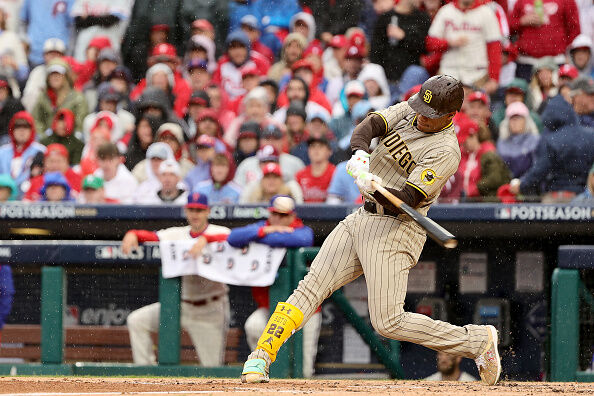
[363,201,401,218]
[182,295,221,307]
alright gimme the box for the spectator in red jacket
[426,0,502,94]
[130,44,192,119]
[295,137,336,202]
[509,0,581,81]
[24,143,82,201]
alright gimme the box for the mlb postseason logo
[496,205,593,221]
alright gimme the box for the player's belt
[182,295,221,307]
[363,201,401,218]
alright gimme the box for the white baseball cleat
[474,325,502,385]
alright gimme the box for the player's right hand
[121,232,139,255]
[346,150,370,179]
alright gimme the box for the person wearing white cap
[135,158,189,204]
[132,141,174,185]
[22,38,66,112]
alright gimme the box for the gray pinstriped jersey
[370,102,461,215]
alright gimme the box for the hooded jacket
[40,171,73,201]
[0,111,46,191]
[357,64,391,110]
[130,63,192,119]
[497,115,540,178]
[32,59,89,134]
[125,114,162,170]
[40,109,85,165]
[0,76,25,140]
[520,95,594,194]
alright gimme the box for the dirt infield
[0,377,592,395]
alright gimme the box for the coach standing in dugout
[121,193,231,366]
[240,75,502,386]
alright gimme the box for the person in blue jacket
[509,95,594,202]
[227,195,320,377]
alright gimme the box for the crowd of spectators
[0,0,591,206]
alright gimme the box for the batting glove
[346,150,370,179]
[355,172,382,194]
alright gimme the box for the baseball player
[226,195,320,378]
[241,75,502,385]
[122,193,231,366]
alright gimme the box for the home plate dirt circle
[0,377,592,395]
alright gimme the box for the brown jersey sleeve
[350,114,387,153]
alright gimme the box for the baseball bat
[371,181,458,249]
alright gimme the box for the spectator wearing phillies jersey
[509,0,581,81]
[426,0,502,94]
[23,143,82,201]
[227,195,318,377]
[295,137,336,203]
[212,30,270,101]
[123,193,231,366]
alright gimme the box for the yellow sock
[255,302,304,362]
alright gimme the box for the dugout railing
[551,246,594,382]
[0,241,403,378]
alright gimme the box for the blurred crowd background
[0,0,591,206]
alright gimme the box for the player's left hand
[355,172,382,194]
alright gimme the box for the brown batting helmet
[408,75,464,119]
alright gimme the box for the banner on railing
[159,240,286,286]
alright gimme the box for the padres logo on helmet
[421,169,441,185]
[423,90,433,103]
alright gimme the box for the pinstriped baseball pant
[287,207,489,359]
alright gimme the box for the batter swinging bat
[371,180,458,249]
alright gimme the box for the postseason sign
[160,241,286,287]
